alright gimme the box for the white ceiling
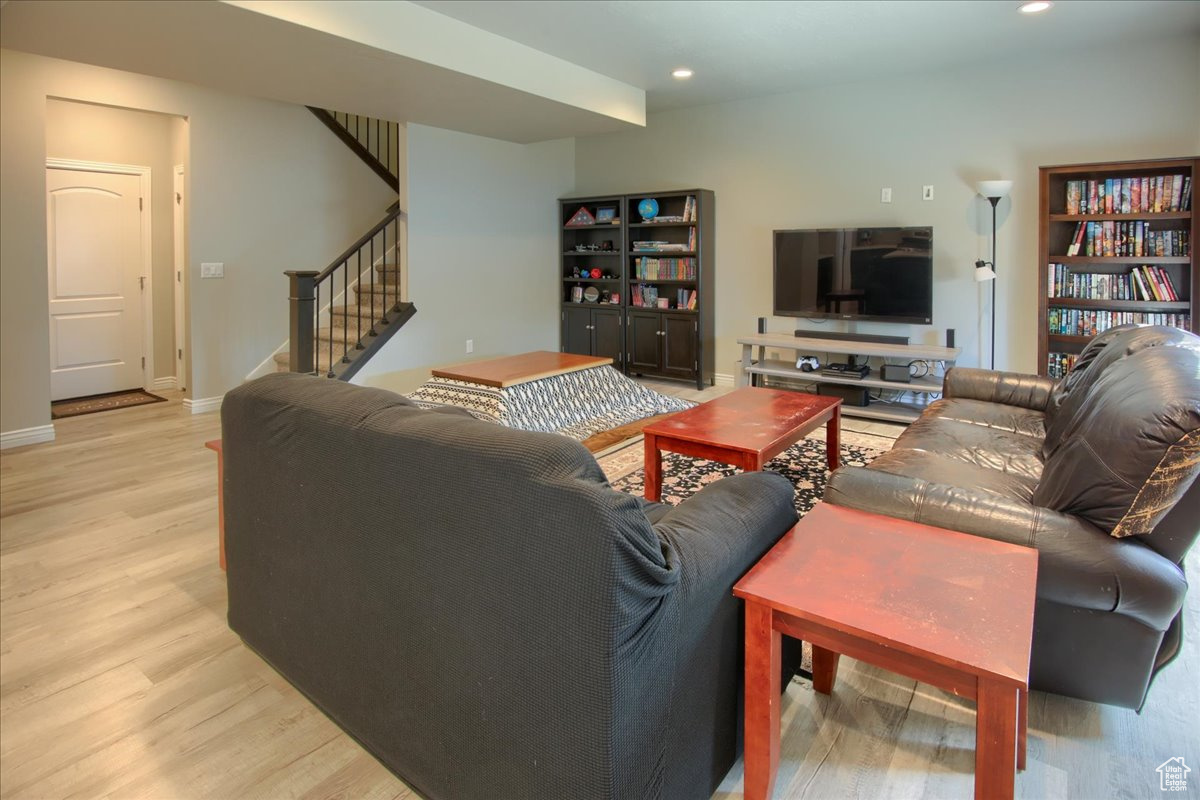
[2,0,1197,142]
[414,0,1200,112]
[0,0,643,143]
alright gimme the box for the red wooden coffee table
[641,387,840,501]
[733,502,1037,800]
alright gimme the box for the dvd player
[820,362,870,379]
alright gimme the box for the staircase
[276,108,413,380]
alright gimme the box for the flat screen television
[773,227,933,325]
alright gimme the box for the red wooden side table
[733,502,1037,800]
[641,387,841,501]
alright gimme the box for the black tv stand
[794,329,910,346]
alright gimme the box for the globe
[637,198,659,220]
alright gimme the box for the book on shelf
[1067,221,1085,256]
[632,285,659,308]
[634,256,697,280]
[1047,307,1189,337]
[682,195,697,223]
[1077,220,1189,257]
[1047,263,1182,302]
[632,240,688,253]
[1064,174,1191,215]
[1047,352,1078,380]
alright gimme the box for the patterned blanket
[407,365,694,441]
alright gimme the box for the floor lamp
[975,179,1012,370]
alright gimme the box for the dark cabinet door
[592,307,623,363]
[627,311,663,372]
[662,314,698,378]
[562,306,592,356]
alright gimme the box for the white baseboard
[1,424,56,450]
[714,372,735,387]
[152,376,177,391]
[183,395,223,415]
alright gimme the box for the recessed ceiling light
[671,68,694,80]
[1018,1,1053,13]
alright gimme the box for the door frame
[46,157,154,391]
[173,164,186,390]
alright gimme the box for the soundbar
[794,329,910,345]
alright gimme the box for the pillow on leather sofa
[1043,326,1196,459]
[1032,344,1200,540]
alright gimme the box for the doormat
[51,389,168,419]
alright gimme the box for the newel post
[285,270,319,373]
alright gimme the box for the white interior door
[46,166,146,401]
[173,165,186,390]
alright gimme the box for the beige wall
[354,124,574,392]
[45,99,178,381]
[1,48,397,434]
[574,34,1200,376]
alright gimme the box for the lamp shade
[977,179,1013,200]
[975,262,997,282]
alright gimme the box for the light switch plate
[880,187,892,203]
[200,262,224,279]
[922,185,934,201]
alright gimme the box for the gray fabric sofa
[222,372,799,800]
[825,325,1200,709]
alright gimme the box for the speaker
[757,317,767,334]
[817,383,870,406]
[880,364,912,383]
[946,328,956,348]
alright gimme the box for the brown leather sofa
[825,325,1200,709]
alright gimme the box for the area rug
[50,389,167,419]
[602,432,885,515]
[602,431,887,676]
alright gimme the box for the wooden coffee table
[641,387,840,501]
[431,351,611,387]
[733,503,1037,800]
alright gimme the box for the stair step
[332,302,400,321]
[315,325,360,344]
[354,282,402,299]
[274,302,415,379]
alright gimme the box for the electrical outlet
[880,187,892,203]
[200,262,224,279]
[466,339,474,354]
[922,185,935,201]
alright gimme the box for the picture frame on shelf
[596,207,616,223]
[609,292,620,304]
[571,286,583,303]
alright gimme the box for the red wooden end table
[205,439,225,571]
[733,502,1037,800]
[641,387,841,501]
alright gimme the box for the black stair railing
[285,201,408,380]
[307,107,401,193]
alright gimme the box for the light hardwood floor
[1,387,1195,799]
